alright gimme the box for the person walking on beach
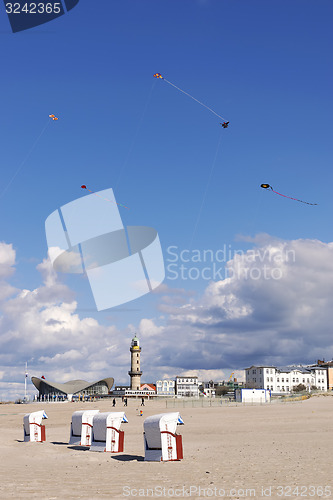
[112,398,116,407]
[141,397,145,406]
[124,397,128,407]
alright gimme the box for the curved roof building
[31,376,114,398]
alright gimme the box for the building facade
[245,365,327,393]
[175,376,199,397]
[156,379,176,397]
[31,377,114,400]
[112,385,130,396]
[315,360,333,391]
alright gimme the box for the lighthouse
[128,335,142,391]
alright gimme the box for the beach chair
[69,410,100,446]
[23,410,48,442]
[90,412,127,453]
[143,412,184,461]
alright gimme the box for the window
[277,378,280,382]
[266,369,269,374]
[282,378,284,382]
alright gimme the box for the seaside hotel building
[246,365,328,393]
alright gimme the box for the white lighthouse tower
[128,335,142,391]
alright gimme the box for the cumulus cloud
[0,243,18,303]
[1,236,332,401]
[0,242,15,279]
[0,249,132,400]
[149,237,333,371]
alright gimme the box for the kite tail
[163,78,227,122]
[271,189,318,206]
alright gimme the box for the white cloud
[152,237,333,371]
[138,318,165,338]
[0,242,15,279]
[1,236,332,401]
[0,250,131,400]
[0,243,18,303]
[178,369,227,382]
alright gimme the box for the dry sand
[0,396,332,499]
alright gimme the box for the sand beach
[0,396,332,500]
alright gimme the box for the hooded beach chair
[143,412,184,461]
[69,410,100,446]
[23,410,48,442]
[90,412,127,453]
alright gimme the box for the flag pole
[24,362,28,401]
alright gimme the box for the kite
[49,114,58,121]
[81,185,129,209]
[153,73,229,124]
[260,184,317,206]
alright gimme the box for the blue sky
[0,0,332,400]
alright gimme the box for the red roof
[140,383,156,392]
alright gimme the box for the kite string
[163,78,227,122]
[84,187,129,209]
[188,130,224,250]
[0,118,51,200]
